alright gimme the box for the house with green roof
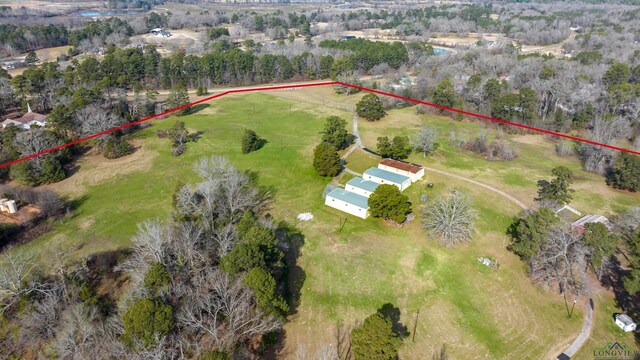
[363,167,411,191]
[324,188,370,219]
[346,177,380,198]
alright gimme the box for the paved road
[557,299,594,359]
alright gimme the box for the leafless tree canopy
[422,191,476,246]
[530,226,589,297]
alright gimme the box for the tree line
[0,156,304,359]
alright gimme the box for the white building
[571,214,612,233]
[325,188,370,219]
[363,167,411,191]
[1,106,47,130]
[345,177,380,198]
[378,158,425,183]
[0,199,17,214]
[615,314,637,332]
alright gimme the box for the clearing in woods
[6,87,639,359]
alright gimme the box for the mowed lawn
[4,88,638,358]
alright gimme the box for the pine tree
[313,142,341,177]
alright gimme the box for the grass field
[4,87,639,359]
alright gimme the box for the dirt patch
[41,139,157,197]
[0,205,40,225]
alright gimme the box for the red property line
[1,80,638,170]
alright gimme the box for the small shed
[363,167,411,191]
[615,314,637,332]
[325,188,370,219]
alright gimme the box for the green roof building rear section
[346,177,380,193]
[364,167,410,184]
[326,188,369,209]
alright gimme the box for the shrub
[241,129,264,154]
[122,297,173,348]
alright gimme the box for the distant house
[0,199,17,214]
[340,35,356,42]
[378,159,425,183]
[150,28,172,38]
[571,214,612,233]
[614,314,637,332]
[1,106,46,130]
[363,167,411,191]
[325,188,370,219]
[346,177,380,198]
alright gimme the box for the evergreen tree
[507,207,558,260]
[351,310,402,360]
[241,129,263,154]
[122,297,173,348]
[356,93,386,121]
[40,156,66,184]
[536,166,575,205]
[369,184,412,223]
[166,85,191,116]
[144,262,171,293]
[321,116,352,150]
[313,142,341,177]
[243,267,288,318]
[25,51,39,66]
[582,222,619,279]
[377,136,411,160]
[432,79,456,109]
[606,153,640,192]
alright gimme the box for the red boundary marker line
[1,80,638,170]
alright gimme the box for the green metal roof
[363,167,410,184]
[327,189,369,209]
[346,177,380,192]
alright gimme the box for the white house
[363,167,411,191]
[345,177,380,198]
[378,158,425,183]
[325,188,370,219]
[615,314,637,332]
[0,199,17,214]
[571,214,612,233]
[2,106,47,130]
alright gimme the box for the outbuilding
[345,177,380,198]
[378,158,425,183]
[614,314,637,332]
[363,167,411,191]
[571,214,612,233]
[325,188,370,219]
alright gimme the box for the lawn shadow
[257,138,269,151]
[188,103,210,114]
[277,220,306,316]
[377,303,410,339]
[601,256,640,347]
[189,131,204,142]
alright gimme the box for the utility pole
[412,309,419,342]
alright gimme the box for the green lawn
[4,88,639,358]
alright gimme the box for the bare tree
[412,126,439,157]
[0,252,48,313]
[530,226,588,297]
[177,269,280,350]
[422,191,476,246]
